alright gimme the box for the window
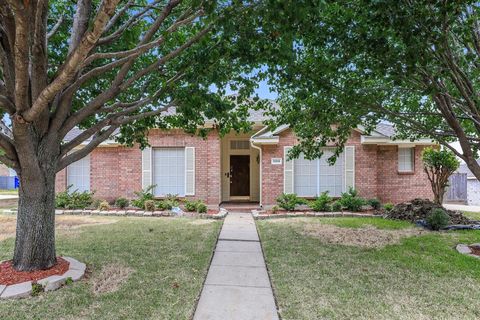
[67,155,90,192]
[294,149,345,197]
[153,148,185,196]
[398,147,414,172]
[230,140,250,150]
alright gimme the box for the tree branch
[22,0,121,123]
[57,125,118,171]
[47,14,64,39]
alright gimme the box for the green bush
[383,203,394,211]
[309,192,332,212]
[271,205,280,213]
[183,200,198,212]
[31,283,44,296]
[55,185,94,209]
[55,190,70,208]
[144,200,156,211]
[131,185,155,208]
[196,202,207,213]
[115,197,129,209]
[332,201,342,211]
[98,200,110,211]
[367,198,381,210]
[426,208,450,230]
[157,199,179,211]
[339,187,365,212]
[276,193,306,211]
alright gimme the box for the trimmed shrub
[271,205,280,214]
[309,192,332,212]
[55,185,94,209]
[157,199,179,211]
[426,208,450,230]
[383,203,394,211]
[131,185,155,208]
[196,202,207,213]
[115,197,129,209]
[183,200,198,212]
[98,201,110,211]
[144,200,156,211]
[339,187,365,212]
[276,193,306,211]
[332,201,342,212]
[367,198,381,210]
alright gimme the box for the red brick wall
[55,127,433,207]
[376,145,433,203]
[55,129,222,206]
[260,129,433,206]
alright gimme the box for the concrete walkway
[194,212,279,320]
[444,203,480,213]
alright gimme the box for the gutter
[250,139,263,208]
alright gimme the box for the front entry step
[219,202,261,213]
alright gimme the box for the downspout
[250,139,263,208]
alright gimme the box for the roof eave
[360,136,436,146]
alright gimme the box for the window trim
[397,147,415,174]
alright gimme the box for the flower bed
[0,258,69,286]
[0,257,85,299]
[252,209,381,220]
[3,208,228,219]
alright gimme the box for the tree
[421,147,460,204]
[265,1,480,169]
[0,0,288,271]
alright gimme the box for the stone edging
[456,244,480,259]
[3,208,228,220]
[0,257,85,300]
[251,210,381,220]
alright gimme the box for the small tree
[422,148,460,205]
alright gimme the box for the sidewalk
[444,203,480,212]
[193,212,278,320]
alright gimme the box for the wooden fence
[444,173,467,204]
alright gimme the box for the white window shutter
[185,147,195,195]
[284,146,294,194]
[142,147,152,189]
[344,146,355,190]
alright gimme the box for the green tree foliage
[265,1,480,177]
[422,147,460,204]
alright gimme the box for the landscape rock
[0,281,32,299]
[385,199,472,225]
[38,275,66,291]
[456,244,472,254]
[63,257,86,272]
[63,269,84,281]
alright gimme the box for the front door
[230,155,250,197]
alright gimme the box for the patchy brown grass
[92,263,134,295]
[188,219,216,225]
[0,215,117,241]
[302,224,428,248]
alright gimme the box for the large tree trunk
[13,164,57,271]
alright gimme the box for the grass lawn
[0,215,221,320]
[257,217,480,320]
[463,211,480,220]
[0,189,18,195]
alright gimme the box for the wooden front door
[230,155,250,197]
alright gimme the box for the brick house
[56,109,436,208]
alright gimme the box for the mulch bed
[0,257,69,286]
[469,246,480,256]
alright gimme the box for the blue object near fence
[0,176,19,190]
